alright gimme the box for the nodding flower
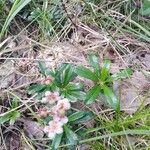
[44,120,63,139]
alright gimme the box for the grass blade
[0,0,31,37]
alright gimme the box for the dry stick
[102,10,135,62]
[0,36,12,49]
[21,132,35,150]
[1,80,40,94]
[0,127,8,150]
[0,45,31,56]
[4,91,42,126]
[0,94,37,117]
[60,0,78,29]
[0,57,54,62]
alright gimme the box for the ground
[0,0,150,150]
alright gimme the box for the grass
[0,0,150,149]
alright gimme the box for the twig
[60,0,77,29]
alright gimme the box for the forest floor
[0,1,150,150]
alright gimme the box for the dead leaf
[20,119,44,139]
[136,51,150,70]
[117,71,150,114]
[0,61,15,89]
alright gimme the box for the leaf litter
[0,22,150,149]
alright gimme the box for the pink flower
[38,107,49,117]
[44,121,63,139]
[51,105,65,117]
[41,97,48,103]
[43,77,54,85]
[54,116,68,125]
[57,98,71,110]
[41,91,61,104]
[50,99,70,125]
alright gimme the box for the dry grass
[0,0,150,149]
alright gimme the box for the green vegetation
[0,0,150,149]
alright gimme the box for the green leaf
[55,64,68,77]
[63,64,76,86]
[38,61,55,77]
[68,111,86,122]
[75,66,98,81]
[88,54,100,76]
[38,61,47,76]
[9,111,20,125]
[51,133,63,150]
[63,82,86,101]
[0,0,31,37]
[55,64,74,87]
[139,0,150,16]
[101,59,111,81]
[28,84,46,94]
[66,83,83,91]
[85,85,101,105]
[63,91,86,102]
[61,92,77,102]
[11,98,19,108]
[74,112,93,124]
[102,85,120,111]
[0,110,20,125]
[69,111,94,124]
[64,125,78,146]
[0,113,12,125]
[109,68,133,81]
[68,90,86,99]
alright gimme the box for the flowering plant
[28,62,93,149]
[28,54,132,149]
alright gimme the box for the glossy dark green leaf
[75,112,93,124]
[88,54,100,77]
[109,68,133,81]
[69,112,94,124]
[0,113,12,125]
[63,91,86,102]
[38,61,47,76]
[139,0,150,16]
[28,84,46,94]
[51,133,63,150]
[11,98,19,108]
[102,85,120,111]
[55,64,76,87]
[101,59,111,81]
[64,125,78,146]
[85,85,101,104]
[55,63,68,77]
[68,111,86,122]
[61,91,77,102]
[63,64,76,86]
[66,83,83,91]
[0,110,20,125]
[75,66,98,81]
[69,90,86,100]
[9,111,21,125]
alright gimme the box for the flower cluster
[40,91,71,139]
[41,77,54,85]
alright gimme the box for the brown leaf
[136,51,150,70]
[116,71,150,114]
[20,119,44,139]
